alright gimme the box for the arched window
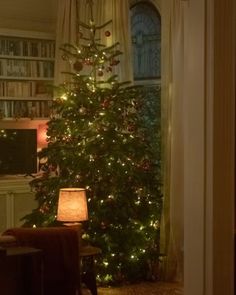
[130,2,161,205]
[130,1,161,82]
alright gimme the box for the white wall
[183,0,205,293]
[184,0,235,294]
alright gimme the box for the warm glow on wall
[37,123,48,148]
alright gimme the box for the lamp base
[63,222,81,227]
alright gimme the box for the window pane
[131,3,161,80]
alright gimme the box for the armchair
[2,226,82,295]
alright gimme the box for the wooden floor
[82,282,183,295]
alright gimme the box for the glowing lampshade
[57,188,88,222]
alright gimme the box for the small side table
[0,246,43,295]
[80,245,101,295]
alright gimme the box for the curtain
[54,0,78,85]
[82,0,133,83]
[96,0,133,82]
[160,0,186,282]
[54,0,133,85]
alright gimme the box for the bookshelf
[0,29,55,120]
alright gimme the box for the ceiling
[0,0,58,33]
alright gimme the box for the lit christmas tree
[23,0,162,284]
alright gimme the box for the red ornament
[73,60,83,72]
[127,123,135,132]
[141,159,151,171]
[101,99,110,108]
[106,66,112,72]
[85,59,93,66]
[40,204,49,213]
[98,70,104,77]
[105,30,111,37]
[110,59,120,66]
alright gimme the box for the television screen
[0,129,37,175]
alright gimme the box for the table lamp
[57,188,88,295]
[57,188,88,224]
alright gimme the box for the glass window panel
[131,2,161,80]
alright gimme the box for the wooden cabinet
[0,176,37,233]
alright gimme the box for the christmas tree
[23,0,162,284]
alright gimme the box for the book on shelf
[0,99,52,118]
[0,80,53,98]
[0,59,54,78]
[0,34,55,120]
[0,37,55,58]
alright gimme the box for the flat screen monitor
[0,129,37,175]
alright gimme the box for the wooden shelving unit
[0,30,55,120]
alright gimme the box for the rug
[82,282,183,295]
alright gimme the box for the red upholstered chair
[2,226,82,295]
